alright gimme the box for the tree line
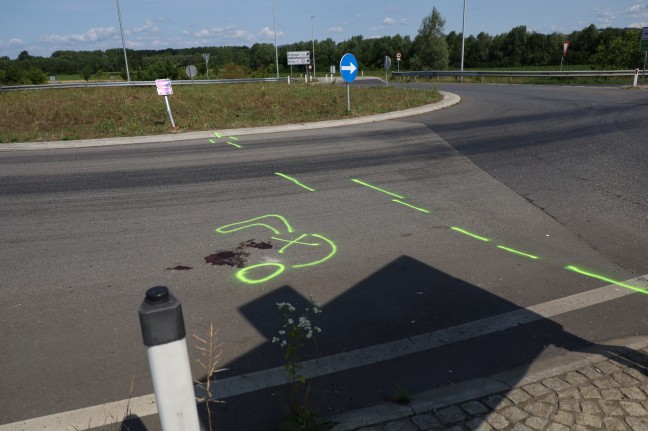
[1,7,645,85]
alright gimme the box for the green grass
[0,82,440,143]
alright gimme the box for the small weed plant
[193,324,227,431]
[272,298,332,431]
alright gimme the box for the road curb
[328,335,648,431]
[0,92,460,151]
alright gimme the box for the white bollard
[288,75,291,85]
[139,286,200,431]
[633,68,639,87]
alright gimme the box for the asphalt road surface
[1,83,647,430]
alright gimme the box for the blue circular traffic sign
[340,53,358,83]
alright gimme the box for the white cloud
[9,38,25,46]
[386,7,400,14]
[629,21,648,28]
[259,26,284,39]
[194,27,224,38]
[328,27,343,33]
[127,20,159,35]
[383,17,396,25]
[42,27,119,44]
[400,18,410,25]
[623,4,647,15]
[593,7,614,27]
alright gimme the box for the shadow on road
[189,255,648,430]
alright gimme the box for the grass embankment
[0,83,440,143]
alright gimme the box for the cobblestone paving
[355,348,648,431]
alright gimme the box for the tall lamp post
[273,0,279,78]
[311,16,316,79]
[460,0,466,82]
[115,0,131,82]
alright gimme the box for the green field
[0,82,440,143]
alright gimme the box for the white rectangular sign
[288,58,310,65]
[287,51,311,66]
[287,51,310,59]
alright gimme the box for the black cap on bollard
[138,286,186,347]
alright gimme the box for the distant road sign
[185,65,197,78]
[155,79,172,96]
[340,53,358,83]
[396,52,402,61]
[288,51,311,65]
[642,27,648,51]
[384,56,392,71]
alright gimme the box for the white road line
[2,274,647,431]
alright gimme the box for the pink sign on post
[155,78,173,96]
[154,79,176,130]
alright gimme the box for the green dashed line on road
[275,172,316,192]
[450,227,492,242]
[392,199,431,214]
[497,245,540,260]
[565,265,648,295]
[351,179,405,199]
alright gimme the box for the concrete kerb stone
[0,91,461,152]
[329,336,648,431]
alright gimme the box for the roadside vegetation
[0,82,440,143]
[0,7,644,86]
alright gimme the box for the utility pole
[460,0,466,82]
[115,0,131,82]
[311,16,316,79]
[273,0,279,78]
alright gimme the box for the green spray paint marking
[275,234,310,254]
[351,179,405,199]
[450,227,492,242]
[271,236,320,249]
[392,199,431,214]
[216,214,294,235]
[227,141,242,148]
[275,172,316,192]
[214,132,222,138]
[236,263,286,285]
[228,136,239,141]
[292,234,337,268]
[209,139,216,144]
[497,245,540,260]
[565,266,648,295]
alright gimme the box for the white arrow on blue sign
[340,53,358,83]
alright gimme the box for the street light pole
[311,16,316,79]
[460,0,466,82]
[115,0,131,82]
[273,0,279,78]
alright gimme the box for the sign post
[202,53,210,79]
[396,52,401,72]
[560,41,570,71]
[185,65,197,85]
[641,27,648,84]
[340,53,358,112]
[384,56,392,86]
[155,79,177,131]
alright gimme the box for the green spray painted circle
[236,263,286,285]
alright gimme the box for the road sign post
[384,56,392,86]
[202,53,210,79]
[560,41,570,71]
[155,79,177,131]
[642,27,648,84]
[340,53,358,112]
[396,52,401,73]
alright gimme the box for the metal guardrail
[0,77,289,92]
[392,70,638,79]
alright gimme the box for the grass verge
[0,82,440,143]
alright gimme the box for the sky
[1,0,647,59]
